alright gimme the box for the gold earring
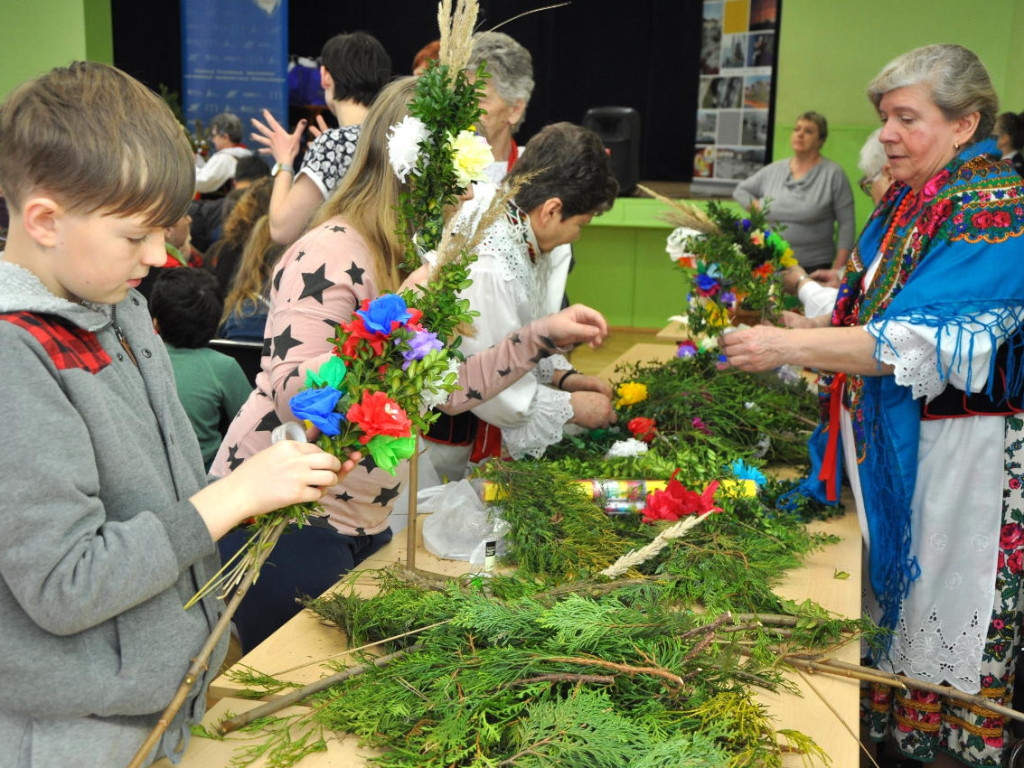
[954,140,961,151]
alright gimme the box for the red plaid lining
[0,312,111,373]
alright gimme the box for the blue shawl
[835,139,1024,642]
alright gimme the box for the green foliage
[397,62,486,271]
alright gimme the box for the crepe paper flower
[340,314,388,358]
[401,329,444,369]
[347,390,413,444]
[780,249,797,268]
[706,302,730,329]
[694,273,720,297]
[699,337,718,352]
[305,356,347,390]
[720,479,758,498]
[450,130,493,187]
[752,262,775,282]
[615,381,648,409]
[720,290,737,307]
[387,115,429,182]
[676,340,698,359]
[420,356,461,410]
[705,262,723,279]
[740,218,752,231]
[604,438,650,459]
[692,416,712,435]
[729,458,767,487]
[290,387,344,436]
[364,434,417,475]
[358,294,413,335]
[750,229,765,246]
[641,470,721,524]
[627,416,657,443]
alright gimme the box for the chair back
[209,338,263,387]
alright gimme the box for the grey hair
[468,31,534,130]
[858,128,887,179]
[209,112,243,143]
[866,44,998,144]
[796,111,828,143]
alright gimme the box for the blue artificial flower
[290,388,344,436]
[401,329,443,369]
[694,273,720,296]
[357,293,412,335]
[741,218,751,231]
[729,458,767,486]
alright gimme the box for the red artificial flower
[346,390,413,445]
[640,470,721,524]
[627,417,657,443]
[405,307,424,332]
[751,262,774,282]
[340,312,388,357]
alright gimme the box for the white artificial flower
[450,130,492,187]
[666,226,700,268]
[387,116,429,182]
[604,438,649,459]
[420,357,461,411]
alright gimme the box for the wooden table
[164,342,862,768]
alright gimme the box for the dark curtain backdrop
[112,0,701,181]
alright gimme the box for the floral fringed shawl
[829,138,1024,643]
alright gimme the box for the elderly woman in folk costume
[211,70,612,652]
[723,44,1024,767]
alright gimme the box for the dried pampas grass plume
[438,0,479,74]
[637,183,720,235]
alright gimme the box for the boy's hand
[193,442,360,540]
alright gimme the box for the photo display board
[693,0,779,193]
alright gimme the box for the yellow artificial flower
[750,229,765,246]
[615,381,648,409]
[705,301,730,329]
[450,130,493,187]
[780,249,797,268]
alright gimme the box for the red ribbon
[818,373,846,502]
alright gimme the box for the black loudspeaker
[582,106,640,196]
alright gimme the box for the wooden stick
[126,518,289,768]
[406,437,419,570]
[784,655,1024,724]
[217,643,422,735]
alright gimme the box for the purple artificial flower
[357,293,412,335]
[401,329,443,369]
[741,218,752,231]
[677,340,698,358]
[720,291,737,307]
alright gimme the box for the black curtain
[112,0,701,181]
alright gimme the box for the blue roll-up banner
[181,0,288,145]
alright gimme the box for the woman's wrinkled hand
[718,325,791,372]
[569,391,618,429]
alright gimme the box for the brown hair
[309,76,418,292]
[221,215,284,324]
[222,177,273,246]
[0,61,194,226]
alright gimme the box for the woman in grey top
[733,111,855,276]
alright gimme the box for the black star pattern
[529,350,551,363]
[466,387,483,400]
[295,250,306,262]
[344,261,365,285]
[271,326,302,360]
[497,367,511,377]
[281,367,301,391]
[255,410,282,433]
[372,483,401,507]
[509,332,522,344]
[273,268,284,293]
[359,454,377,473]
[539,335,556,349]
[261,337,272,358]
[299,264,335,304]
[329,225,347,233]
[226,444,244,470]
[334,491,354,502]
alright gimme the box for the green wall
[0,0,112,99]
[773,0,1024,232]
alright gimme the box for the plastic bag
[420,480,504,561]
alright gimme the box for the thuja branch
[217,644,422,735]
[126,518,289,768]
